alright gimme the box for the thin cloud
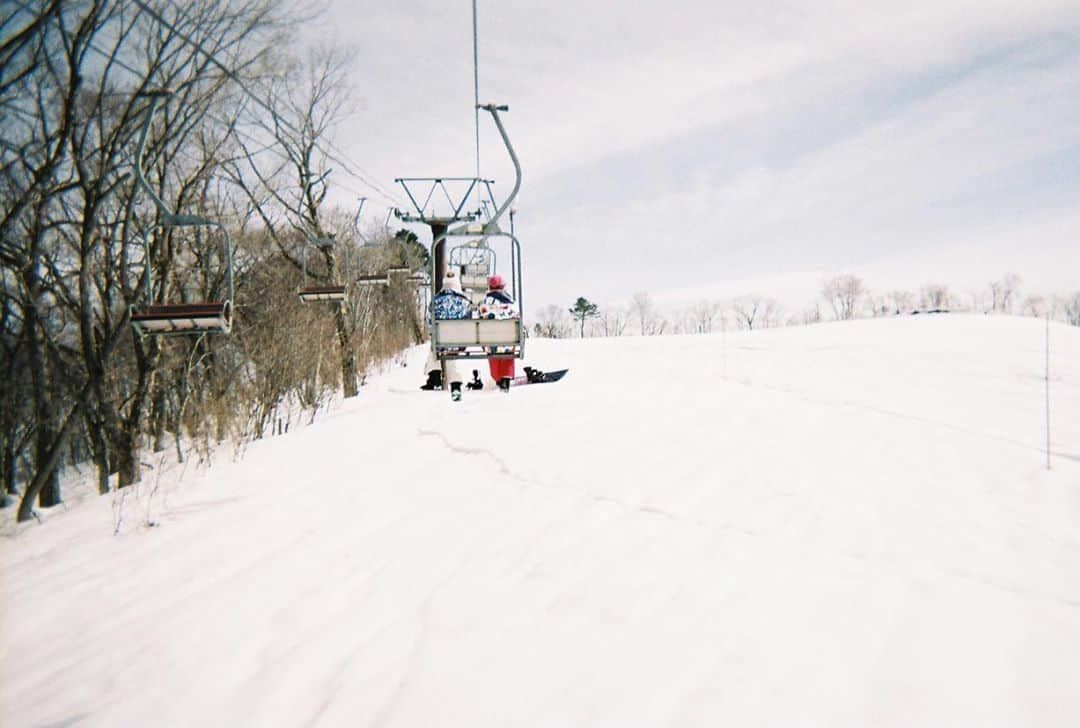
[314,1,1080,306]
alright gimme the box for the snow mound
[3,315,1079,727]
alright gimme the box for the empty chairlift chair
[297,234,348,303]
[449,239,495,305]
[129,90,234,336]
[354,273,389,287]
[354,235,418,287]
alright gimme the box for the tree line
[1,2,424,521]
[541,273,1080,338]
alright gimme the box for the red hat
[487,274,506,290]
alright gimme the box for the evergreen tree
[393,229,430,268]
[569,297,600,338]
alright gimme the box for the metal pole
[1046,312,1051,470]
[431,221,448,294]
[430,221,449,386]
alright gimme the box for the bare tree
[822,274,866,321]
[1022,295,1047,317]
[232,46,362,397]
[988,273,1022,313]
[731,295,780,331]
[884,290,915,315]
[689,299,721,334]
[629,291,654,336]
[627,291,667,335]
[534,305,571,338]
[919,284,951,311]
[1064,292,1080,326]
[3,0,367,522]
[597,306,629,337]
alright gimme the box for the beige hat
[442,269,463,294]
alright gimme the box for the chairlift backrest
[449,238,495,291]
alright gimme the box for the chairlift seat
[131,302,232,335]
[434,318,521,351]
[298,285,346,302]
[355,274,388,286]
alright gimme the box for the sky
[306,1,1080,312]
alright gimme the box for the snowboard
[512,368,568,386]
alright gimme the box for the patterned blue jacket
[432,290,472,320]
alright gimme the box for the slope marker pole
[1045,312,1051,470]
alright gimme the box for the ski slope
[3,315,1080,727]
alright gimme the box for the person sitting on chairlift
[422,270,472,400]
[479,274,518,391]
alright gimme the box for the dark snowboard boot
[420,369,442,391]
[467,370,484,390]
[499,377,511,393]
[450,382,462,401]
[524,366,545,383]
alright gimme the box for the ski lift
[357,233,418,283]
[386,264,411,286]
[449,238,496,303]
[129,90,234,335]
[297,234,347,303]
[430,104,525,361]
[355,273,389,287]
[346,199,390,287]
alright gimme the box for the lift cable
[7,0,399,208]
[472,0,480,181]
[130,0,403,207]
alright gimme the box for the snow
[3,314,1079,727]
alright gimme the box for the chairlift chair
[354,273,389,287]
[449,238,495,291]
[297,234,347,303]
[298,285,346,302]
[430,104,525,361]
[357,234,415,283]
[132,301,233,334]
[128,90,235,336]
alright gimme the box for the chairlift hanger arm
[449,104,521,236]
[294,223,335,248]
[134,89,175,219]
[479,104,520,228]
[353,197,368,242]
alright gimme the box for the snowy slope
[3,315,1079,727]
